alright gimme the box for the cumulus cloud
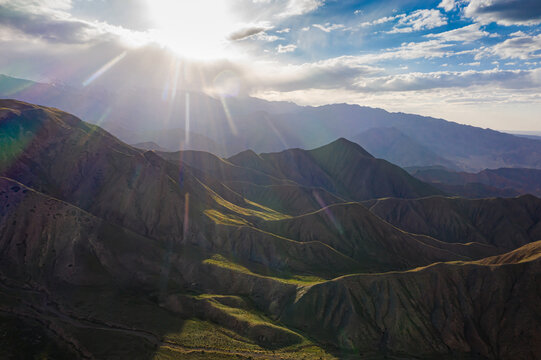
[0,2,97,43]
[388,9,447,33]
[361,14,403,28]
[246,56,381,92]
[438,0,456,12]
[352,40,459,63]
[464,0,541,26]
[280,0,323,17]
[425,24,493,43]
[476,33,541,60]
[0,0,148,45]
[276,44,297,53]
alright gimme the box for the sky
[0,0,540,130]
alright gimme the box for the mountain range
[3,74,541,172]
[1,99,540,359]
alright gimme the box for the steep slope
[2,100,384,280]
[228,138,444,201]
[2,99,541,359]
[157,149,292,186]
[224,182,344,216]
[259,202,498,273]
[158,149,344,215]
[0,177,339,359]
[351,127,457,169]
[365,195,541,249]
[281,241,541,359]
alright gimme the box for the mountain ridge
[1,99,541,359]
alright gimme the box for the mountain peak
[311,137,374,158]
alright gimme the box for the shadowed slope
[158,149,345,216]
[259,202,499,273]
[281,241,541,359]
[365,195,541,250]
[228,138,444,201]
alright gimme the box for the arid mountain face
[1,100,540,359]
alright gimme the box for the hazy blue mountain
[410,166,541,198]
[3,74,541,171]
[351,127,457,169]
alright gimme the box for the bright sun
[148,0,239,59]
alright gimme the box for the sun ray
[82,51,127,87]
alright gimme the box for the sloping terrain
[228,138,444,201]
[282,241,541,359]
[365,195,541,250]
[411,166,541,198]
[1,99,540,359]
[4,74,541,171]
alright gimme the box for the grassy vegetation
[154,318,338,360]
[162,319,261,351]
[203,254,325,285]
[204,209,252,226]
[207,185,291,221]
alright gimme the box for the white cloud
[276,44,297,53]
[425,24,493,43]
[361,15,400,27]
[353,40,460,63]
[280,0,323,17]
[0,0,149,45]
[438,0,456,12]
[464,0,541,26]
[476,33,541,60]
[388,9,447,34]
[312,23,345,32]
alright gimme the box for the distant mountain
[1,100,541,359]
[131,141,172,152]
[3,74,541,171]
[227,138,445,201]
[351,127,457,169]
[411,166,541,198]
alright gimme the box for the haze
[0,0,540,130]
